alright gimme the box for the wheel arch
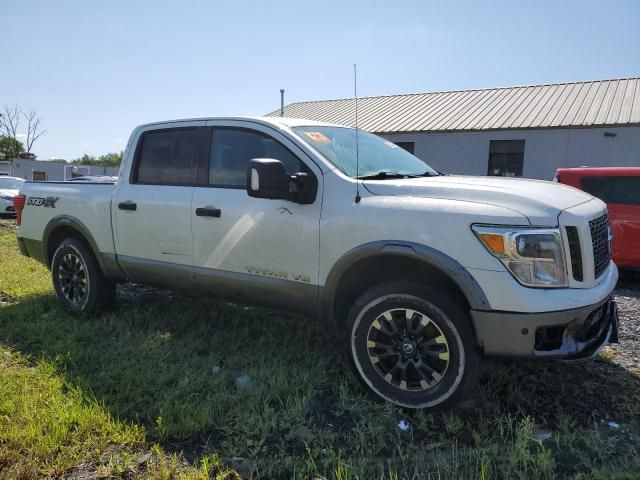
[322,241,491,328]
[43,216,125,281]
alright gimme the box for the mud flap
[608,301,619,344]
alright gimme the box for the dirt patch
[116,282,178,304]
[305,391,355,434]
[0,290,17,305]
[0,219,17,230]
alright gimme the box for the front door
[113,122,208,287]
[191,120,323,314]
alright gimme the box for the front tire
[51,238,116,313]
[347,282,479,409]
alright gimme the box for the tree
[0,104,46,159]
[72,154,98,165]
[0,135,25,160]
[97,152,123,167]
[71,151,123,167]
[23,109,46,155]
[0,105,21,159]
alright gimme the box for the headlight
[1,195,13,202]
[472,225,568,287]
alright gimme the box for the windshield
[0,177,24,190]
[292,126,438,179]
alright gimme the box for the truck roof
[135,116,344,130]
[556,166,640,177]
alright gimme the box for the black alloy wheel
[51,238,116,313]
[366,307,450,392]
[348,282,479,409]
[57,252,89,305]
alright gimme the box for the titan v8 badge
[245,265,310,283]
[27,196,59,208]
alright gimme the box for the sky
[2,0,639,160]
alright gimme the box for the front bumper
[471,296,619,359]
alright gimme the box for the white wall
[381,126,640,180]
[8,159,119,181]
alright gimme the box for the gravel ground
[607,274,640,373]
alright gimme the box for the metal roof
[266,78,640,133]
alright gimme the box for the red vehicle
[555,167,640,270]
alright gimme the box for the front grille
[589,214,611,279]
[566,226,583,281]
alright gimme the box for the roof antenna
[354,64,361,203]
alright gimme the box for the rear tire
[347,282,479,409]
[51,238,116,313]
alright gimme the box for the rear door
[113,122,208,287]
[581,175,640,268]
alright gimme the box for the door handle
[196,206,221,218]
[118,201,137,211]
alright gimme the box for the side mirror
[246,158,317,204]
[247,158,290,200]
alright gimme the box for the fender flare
[321,240,491,319]
[43,215,125,281]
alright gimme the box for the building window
[393,142,415,154]
[487,140,525,177]
[32,171,47,181]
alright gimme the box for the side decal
[27,196,59,208]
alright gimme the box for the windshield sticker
[303,131,331,144]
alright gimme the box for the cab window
[581,176,640,206]
[133,128,205,185]
[209,128,304,188]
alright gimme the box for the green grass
[1,218,639,479]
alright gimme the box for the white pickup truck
[14,116,619,409]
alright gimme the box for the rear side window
[209,129,304,188]
[133,128,204,185]
[581,176,640,205]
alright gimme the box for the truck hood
[363,175,595,225]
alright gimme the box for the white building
[0,158,119,180]
[269,77,640,180]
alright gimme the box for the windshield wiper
[357,170,442,180]
[357,171,419,180]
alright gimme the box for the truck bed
[18,181,117,264]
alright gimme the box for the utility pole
[280,89,285,117]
